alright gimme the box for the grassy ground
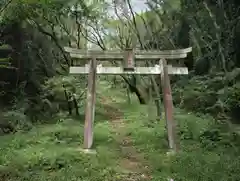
[0,81,240,181]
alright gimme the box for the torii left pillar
[83,58,97,149]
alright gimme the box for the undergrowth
[0,80,240,181]
[122,100,240,181]
[172,70,240,123]
[0,117,123,181]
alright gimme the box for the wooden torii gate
[64,47,192,152]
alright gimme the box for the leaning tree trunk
[129,84,147,104]
[121,76,147,104]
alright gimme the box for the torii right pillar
[160,58,179,153]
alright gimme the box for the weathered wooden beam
[69,52,188,60]
[69,64,188,75]
[83,58,97,149]
[64,47,192,55]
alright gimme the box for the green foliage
[0,0,101,112]
[0,119,120,181]
[171,115,240,180]
[173,71,240,121]
[42,75,86,103]
[110,89,240,181]
[0,96,33,135]
[0,0,240,179]
[0,80,240,181]
[170,152,240,181]
[2,108,32,132]
[24,75,87,120]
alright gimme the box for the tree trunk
[130,85,147,104]
[121,75,147,104]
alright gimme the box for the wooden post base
[166,150,176,156]
[77,148,97,154]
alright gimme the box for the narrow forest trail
[99,95,152,180]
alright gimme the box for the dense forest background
[0,0,239,130]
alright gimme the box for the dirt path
[99,96,151,180]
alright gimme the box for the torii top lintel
[64,47,192,60]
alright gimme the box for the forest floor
[0,81,237,181]
[99,93,151,180]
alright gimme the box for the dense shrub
[0,107,32,135]
[172,70,240,122]
[170,151,240,181]
[26,75,87,120]
[174,111,240,181]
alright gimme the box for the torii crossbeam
[64,47,192,153]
